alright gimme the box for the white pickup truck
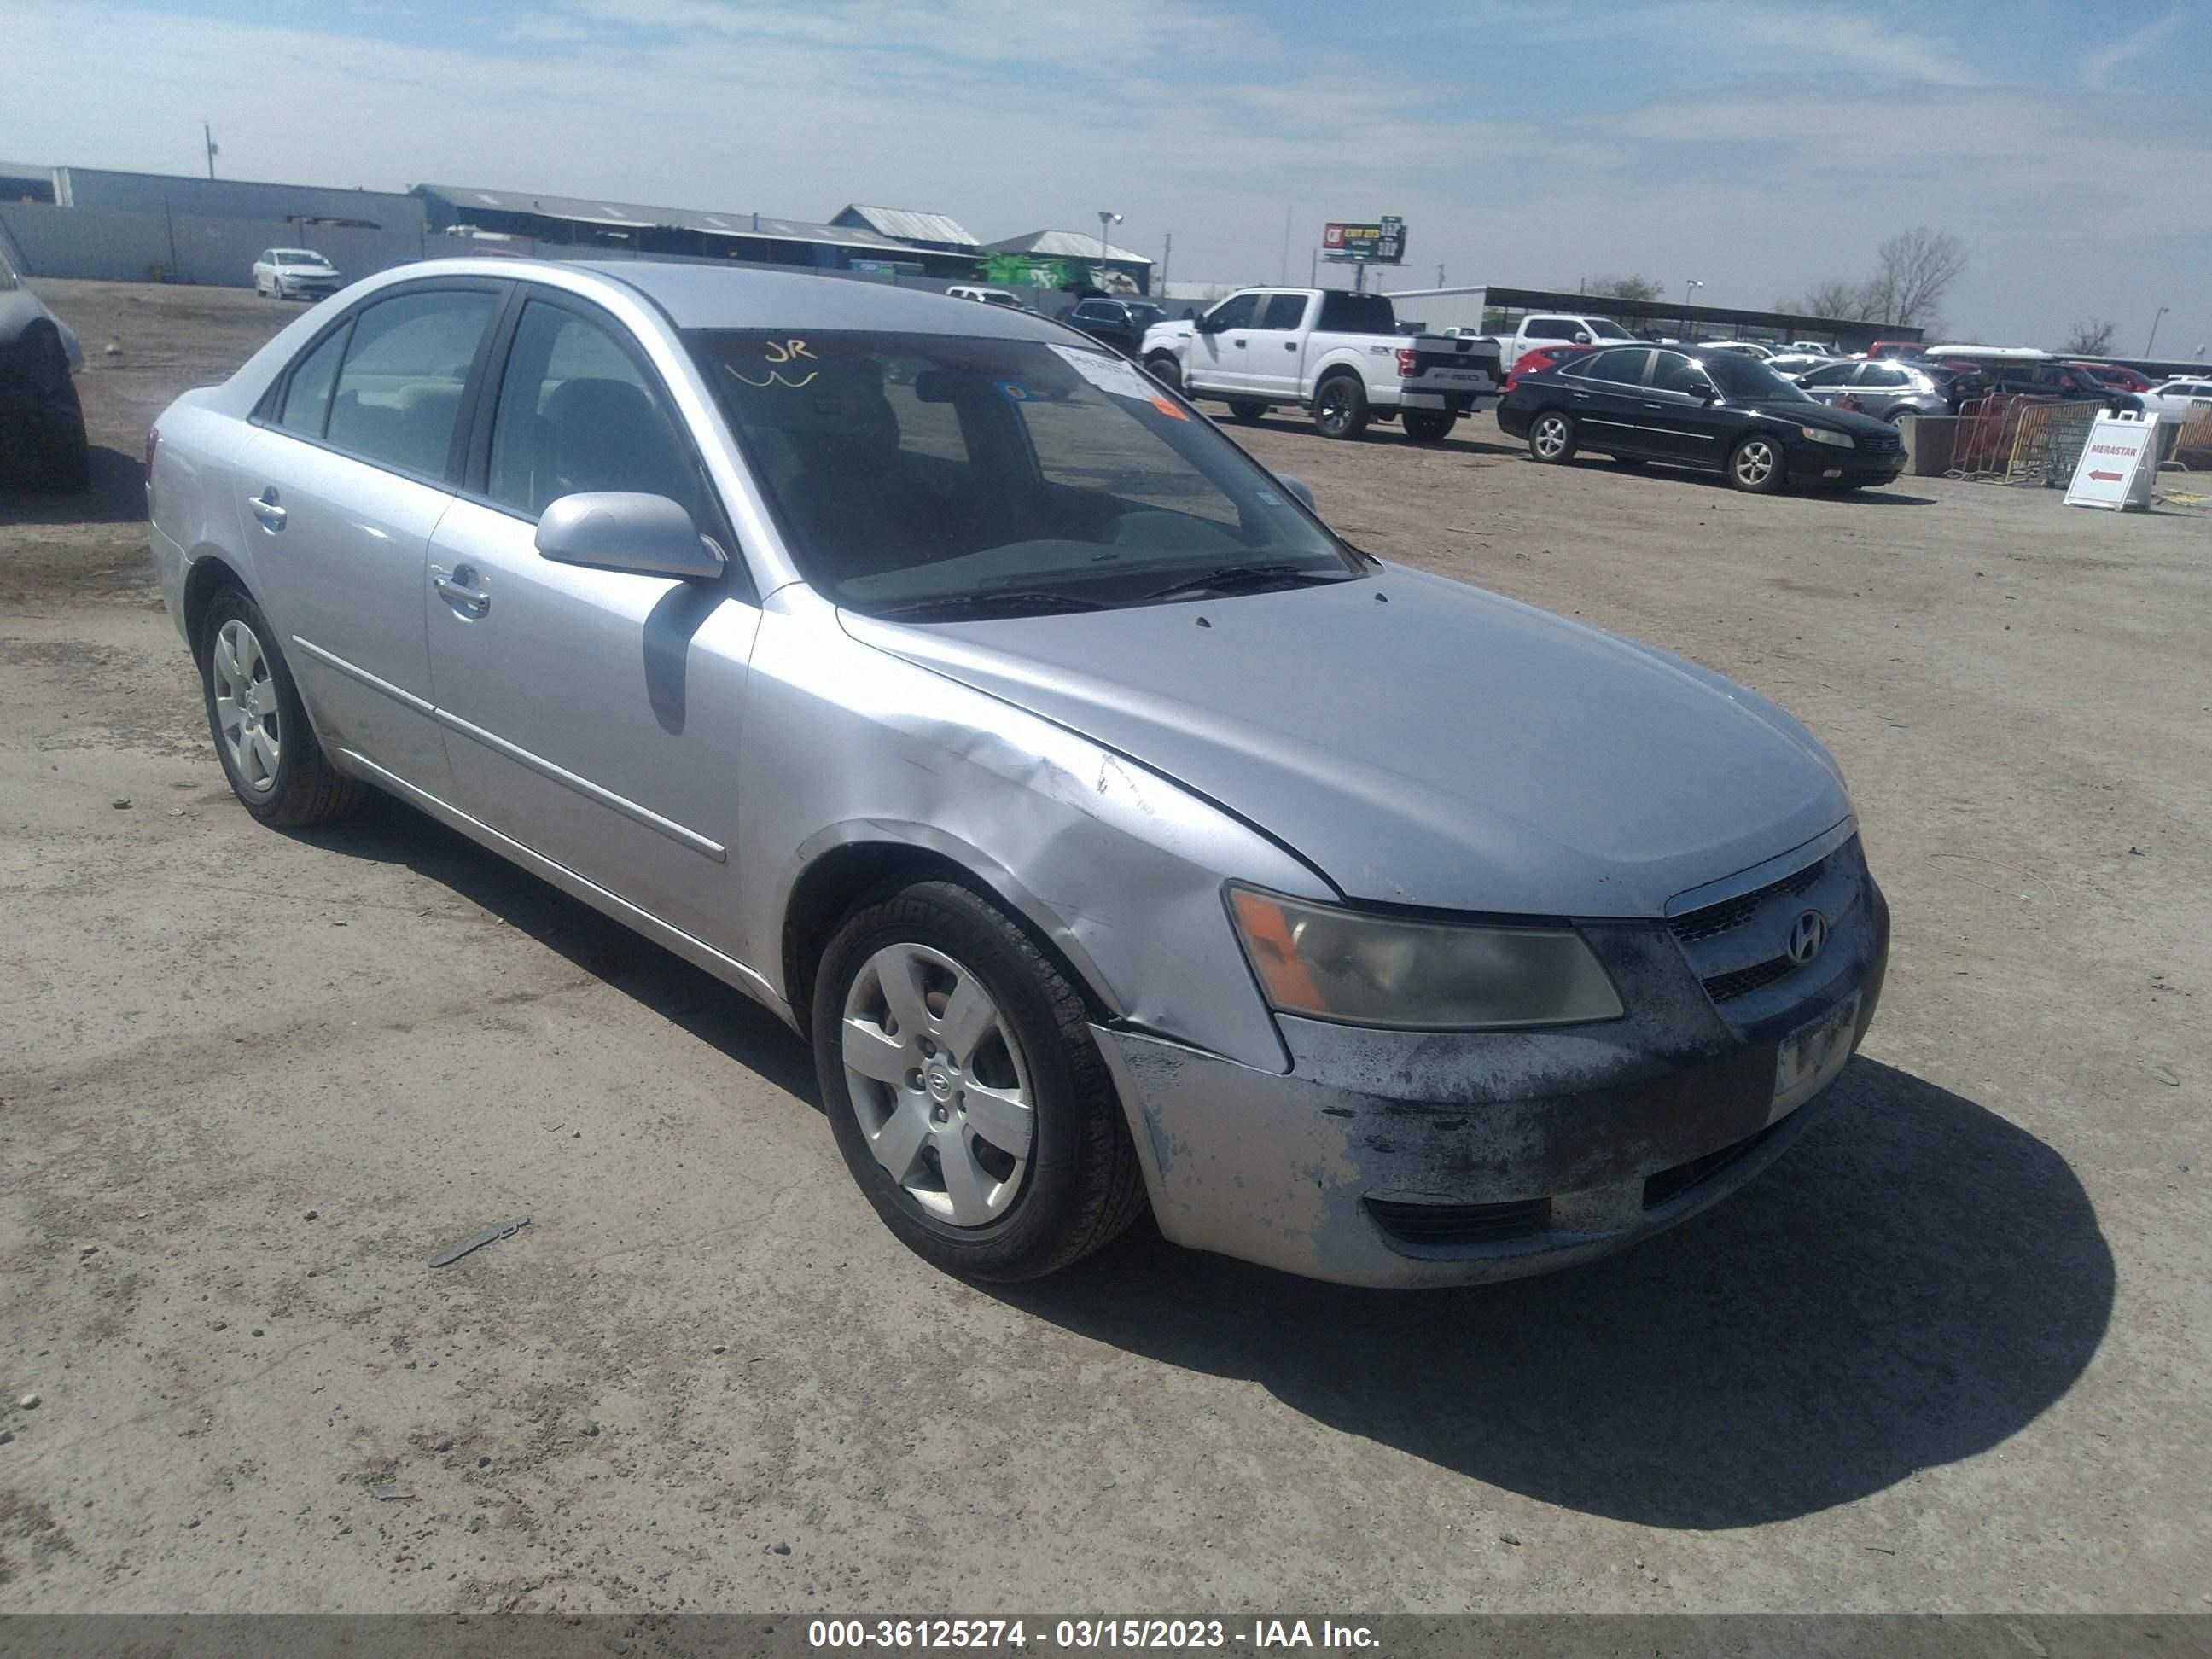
[1139,287,1501,442]
[1482,311,1644,372]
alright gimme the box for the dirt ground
[3,278,2208,1616]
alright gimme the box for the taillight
[1395,346,1415,377]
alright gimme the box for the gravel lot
[3,278,2207,1615]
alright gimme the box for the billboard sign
[1322,215,1406,264]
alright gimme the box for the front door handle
[431,564,490,618]
[248,487,286,532]
[1570,391,1592,401]
[1284,341,1298,351]
[1232,337,1248,347]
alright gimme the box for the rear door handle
[431,564,490,618]
[1232,337,1248,347]
[248,487,286,532]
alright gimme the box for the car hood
[843,567,1852,917]
[1749,398,1901,438]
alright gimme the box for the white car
[252,248,342,301]
[1695,341,1778,360]
[2139,378,2212,421]
[943,285,1022,308]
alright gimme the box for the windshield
[1705,352,1813,402]
[689,329,1356,613]
[1588,319,1635,341]
[276,251,326,265]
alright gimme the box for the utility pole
[1279,203,1292,284]
[1436,263,1446,287]
[2146,306,2170,355]
[1161,231,1171,294]
[202,121,218,180]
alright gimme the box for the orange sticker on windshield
[1150,395,1188,421]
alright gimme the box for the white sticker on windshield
[1048,343,1161,403]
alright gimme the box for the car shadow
[286,792,824,1110]
[1558,457,1939,505]
[0,445,146,526]
[988,1058,2112,1530]
[1226,416,1522,459]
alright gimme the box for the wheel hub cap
[840,941,1034,1228]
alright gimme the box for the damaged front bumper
[1093,849,1889,1289]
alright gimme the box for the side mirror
[1571,331,1592,344]
[1195,312,1224,335]
[1277,474,1316,512]
[535,492,724,582]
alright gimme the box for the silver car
[148,259,1889,1289]
[1795,359,1948,422]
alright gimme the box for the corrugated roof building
[978,230,1153,295]
[830,204,979,253]
[413,183,981,276]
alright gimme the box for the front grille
[1644,1118,1789,1208]
[1669,851,1833,945]
[1699,954,1799,1004]
[1365,1196,1551,1248]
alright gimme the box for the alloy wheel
[1533,415,1570,458]
[840,941,1034,1228]
[1733,438,1778,488]
[212,618,282,793]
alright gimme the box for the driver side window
[486,299,700,521]
[1206,294,1259,330]
[1652,352,1713,396]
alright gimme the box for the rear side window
[1569,347,1650,384]
[1316,292,1394,334]
[1802,364,1855,387]
[1260,294,1308,329]
[277,322,351,439]
[325,289,498,480]
[486,299,700,520]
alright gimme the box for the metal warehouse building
[413,184,981,277]
[979,230,1153,295]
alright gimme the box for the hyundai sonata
[148,260,1888,1287]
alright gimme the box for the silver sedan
[148,259,1889,1288]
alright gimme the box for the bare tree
[1583,274,1662,302]
[2063,318,2116,356]
[1791,278,1877,321]
[1867,227,1967,330]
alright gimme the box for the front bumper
[1094,847,1889,1288]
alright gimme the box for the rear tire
[197,585,367,827]
[1226,399,1267,423]
[812,880,1146,1282]
[1401,410,1457,443]
[1313,374,1369,439]
[1528,410,1577,463]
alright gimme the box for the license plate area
[1771,992,1860,1121]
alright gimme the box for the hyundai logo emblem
[1785,909,1829,967]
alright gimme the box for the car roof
[556,260,1074,341]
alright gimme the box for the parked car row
[144,257,1889,1291]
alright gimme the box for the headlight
[1228,887,1625,1029]
[1802,426,1854,449]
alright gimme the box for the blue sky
[3,0,2208,350]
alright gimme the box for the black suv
[1057,297,1167,356]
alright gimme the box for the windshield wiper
[865,589,1107,621]
[1138,562,1352,603]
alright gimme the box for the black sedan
[1057,296,1167,356]
[1498,344,1906,492]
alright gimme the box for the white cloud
[2083,7,2186,88]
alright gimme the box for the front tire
[1401,410,1457,442]
[1528,410,1577,463]
[1226,399,1267,423]
[1727,433,1786,493]
[813,880,1146,1282]
[1144,353,1182,393]
[198,585,366,826]
[1313,374,1369,439]
[9,326,90,494]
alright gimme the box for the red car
[2065,360,2151,393]
[1502,341,1598,392]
